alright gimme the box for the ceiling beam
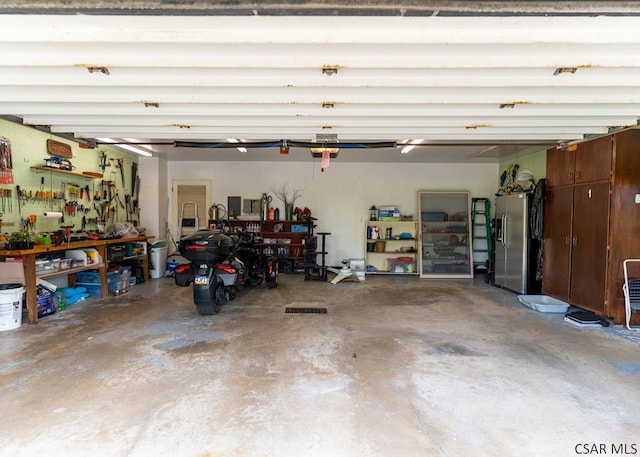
[3,15,640,44]
[2,1,640,16]
[5,103,640,117]
[23,115,638,128]
[3,66,640,87]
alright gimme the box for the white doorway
[171,180,211,244]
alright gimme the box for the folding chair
[622,259,640,330]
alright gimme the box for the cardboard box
[378,207,401,221]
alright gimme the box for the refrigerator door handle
[502,214,508,247]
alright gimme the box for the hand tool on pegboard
[99,150,107,173]
[109,181,117,201]
[25,214,36,231]
[2,188,11,213]
[61,224,74,246]
[117,158,125,188]
[125,194,132,221]
[135,175,141,224]
[16,185,24,228]
[131,162,137,195]
[37,177,45,203]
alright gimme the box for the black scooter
[174,229,277,315]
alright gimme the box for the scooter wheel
[216,285,228,305]
[196,302,221,315]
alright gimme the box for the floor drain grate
[285,307,328,314]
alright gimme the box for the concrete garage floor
[1,274,639,457]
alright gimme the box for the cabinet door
[546,147,575,187]
[542,186,573,300]
[569,182,610,312]
[574,136,612,184]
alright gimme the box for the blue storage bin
[75,282,103,297]
[421,211,447,222]
[75,270,119,284]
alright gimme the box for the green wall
[0,119,136,237]
[498,147,547,188]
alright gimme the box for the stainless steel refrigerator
[494,193,538,294]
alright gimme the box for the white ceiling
[1,8,640,162]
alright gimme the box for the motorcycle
[174,228,277,315]
[235,231,278,288]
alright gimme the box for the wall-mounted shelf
[30,166,103,180]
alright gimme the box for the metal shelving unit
[418,191,473,278]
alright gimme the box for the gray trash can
[149,240,168,279]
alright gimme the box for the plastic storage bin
[75,271,119,284]
[110,268,130,295]
[74,282,103,297]
[421,212,447,222]
[387,258,415,273]
[517,295,570,313]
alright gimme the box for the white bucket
[0,283,25,331]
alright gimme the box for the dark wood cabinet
[545,136,612,187]
[546,147,575,187]
[574,136,612,184]
[542,186,572,300]
[568,182,609,312]
[542,129,640,324]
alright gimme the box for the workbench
[0,236,153,324]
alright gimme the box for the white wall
[165,160,498,266]
[139,156,168,244]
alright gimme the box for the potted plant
[5,230,34,250]
[272,184,303,220]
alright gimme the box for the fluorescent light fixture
[96,137,153,157]
[400,139,424,154]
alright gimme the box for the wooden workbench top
[0,236,154,256]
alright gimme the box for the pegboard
[0,119,140,237]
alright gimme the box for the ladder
[179,201,199,238]
[471,198,493,274]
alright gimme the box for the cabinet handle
[568,172,574,181]
[576,171,581,180]
[565,236,570,245]
[572,236,577,246]
[502,215,508,247]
